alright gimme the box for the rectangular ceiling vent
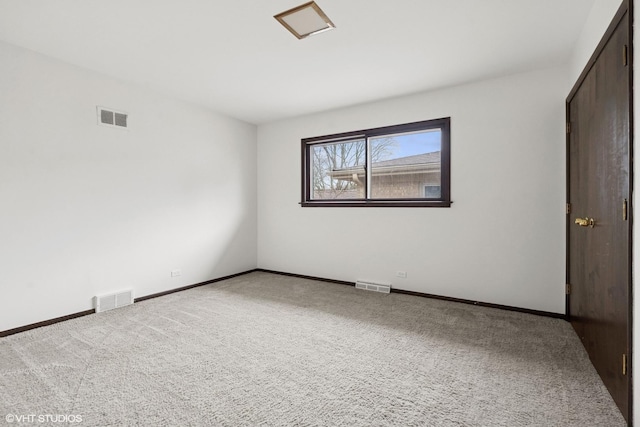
[97,106,128,129]
[95,290,133,313]
[355,280,391,294]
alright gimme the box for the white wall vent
[95,290,133,313]
[97,106,128,129]
[355,280,391,294]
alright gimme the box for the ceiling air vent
[97,106,128,129]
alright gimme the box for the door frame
[565,0,634,421]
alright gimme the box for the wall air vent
[97,106,128,129]
[95,290,133,313]
[355,280,391,294]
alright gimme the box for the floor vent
[95,290,133,313]
[355,280,391,294]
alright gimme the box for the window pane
[311,139,366,200]
[369,129,441,199]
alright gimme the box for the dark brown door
[567,9,631,422]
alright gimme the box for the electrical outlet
[171,269,181,277]
[396,271,407,278]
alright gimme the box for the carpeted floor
[0,271,626,426]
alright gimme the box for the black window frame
[301,117,451,207]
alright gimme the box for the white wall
[0,41,257,332]
[257,66,567,314]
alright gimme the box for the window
[301,118,451,207]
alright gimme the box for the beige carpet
[0,271,626,426]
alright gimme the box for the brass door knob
[575,218,589,226]
[574,217,596,228]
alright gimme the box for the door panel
[567,12,630,421]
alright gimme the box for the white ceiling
[0,0,595,125]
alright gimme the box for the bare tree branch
[311,138,397,199]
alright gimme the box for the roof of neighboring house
[329,151,441,180]
[371,151,440,168]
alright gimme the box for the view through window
[302,118,450,207]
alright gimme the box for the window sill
[300,200,452,208]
